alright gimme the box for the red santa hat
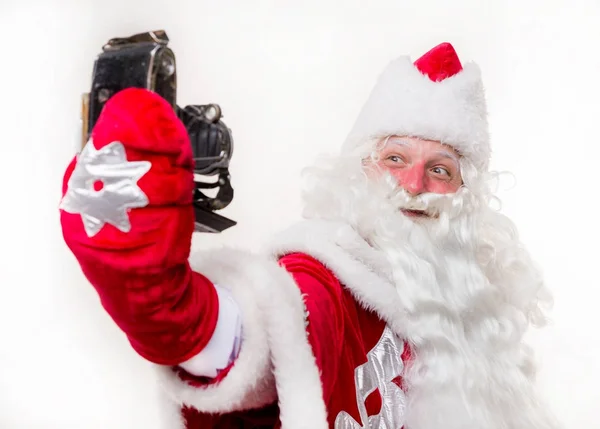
[342,42,491,172]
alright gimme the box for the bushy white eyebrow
[384,137,412,148]
[433,150,460,166]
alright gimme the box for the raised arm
[59,88,331,426]
[60,87,229,367]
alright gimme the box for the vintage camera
[81,30,236,233]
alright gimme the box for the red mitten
[60,88,218,365]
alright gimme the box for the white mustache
[388,187,474,218]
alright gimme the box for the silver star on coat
[60,139,152,237]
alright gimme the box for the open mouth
[401,209,429,218]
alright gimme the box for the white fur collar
[266,218,409,335]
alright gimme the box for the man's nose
[398,165,426,196]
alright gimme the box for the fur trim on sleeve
[152,247,329,429]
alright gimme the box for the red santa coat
[168,251,411,429]
[152,218,415,429]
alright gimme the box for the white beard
[300,151,561,429]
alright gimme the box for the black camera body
[81,30,236,233]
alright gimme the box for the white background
[1,0,598,427]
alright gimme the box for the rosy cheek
[388,167,426,192]
[372,162,399,179]
[385,167,408,182]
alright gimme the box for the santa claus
[59,42,561,429]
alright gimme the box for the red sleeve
[60,88,218,366]
[278,252,346,403]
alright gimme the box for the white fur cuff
[153,247,329,429]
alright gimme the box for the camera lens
[177,105,232,176]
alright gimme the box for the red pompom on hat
[413,42,463,82]
[342,42,490,172]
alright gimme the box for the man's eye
[387,155,403,163]
[431,166,450,176]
